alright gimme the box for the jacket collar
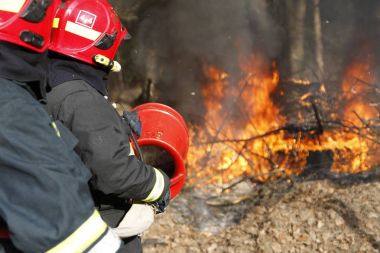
[0,41,47,100]
[48,53,109,96]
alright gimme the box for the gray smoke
[110,0,380,123]
[121,0,281,121]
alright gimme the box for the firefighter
[0,0,124,252]
[46,0,171,252]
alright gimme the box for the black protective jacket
[0,43,120,252]
[47,57,156,205]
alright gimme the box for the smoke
[316,0,380,80]
[113,0,380,123]
[125,0,282,121]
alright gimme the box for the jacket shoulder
[47,80,104,123]
[48,80,92,104]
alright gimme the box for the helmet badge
[75,10,96,29]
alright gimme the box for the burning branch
[195,122,325,146]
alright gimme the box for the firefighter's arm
[59,91,157,200]
[122,110,171,212]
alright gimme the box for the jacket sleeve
[58,89,157,201]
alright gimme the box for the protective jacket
[47,57,162,211]
[0,42,122,252]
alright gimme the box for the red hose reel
[133,103,189,199]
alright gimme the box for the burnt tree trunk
[286,0,306,79]
[313,0,324,80]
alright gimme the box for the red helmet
[0,0,58,52]
[49,0,128,71]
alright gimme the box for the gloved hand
[113,203,155,237]
[152,169,171,214]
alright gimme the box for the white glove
[112,203,154,238]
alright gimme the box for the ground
[142,178,380,253]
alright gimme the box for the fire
[341,56,378,125]
[187,52,380,187]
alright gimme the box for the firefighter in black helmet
[0,1,123,252]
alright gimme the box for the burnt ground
[142,173,380,253]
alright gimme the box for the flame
[187,52,380,187]
[341,56,378,125]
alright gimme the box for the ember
[187,52,380,187]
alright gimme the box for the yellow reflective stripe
[143,168,165,202]
[51,122,61,138]
[46,210,108,253]
[52,18,60,28]
[0,0,25,13]
[65,21,101,41]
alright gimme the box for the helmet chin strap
[93,54,121,72]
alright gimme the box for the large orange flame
[187,52,380,187]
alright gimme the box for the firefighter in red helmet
[47,0,171,252]
[0,0,123,252]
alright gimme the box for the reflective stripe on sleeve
[142,168,165,202]
[46,210,120,253]
[0,0,25,13]
[51,122,61,138]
